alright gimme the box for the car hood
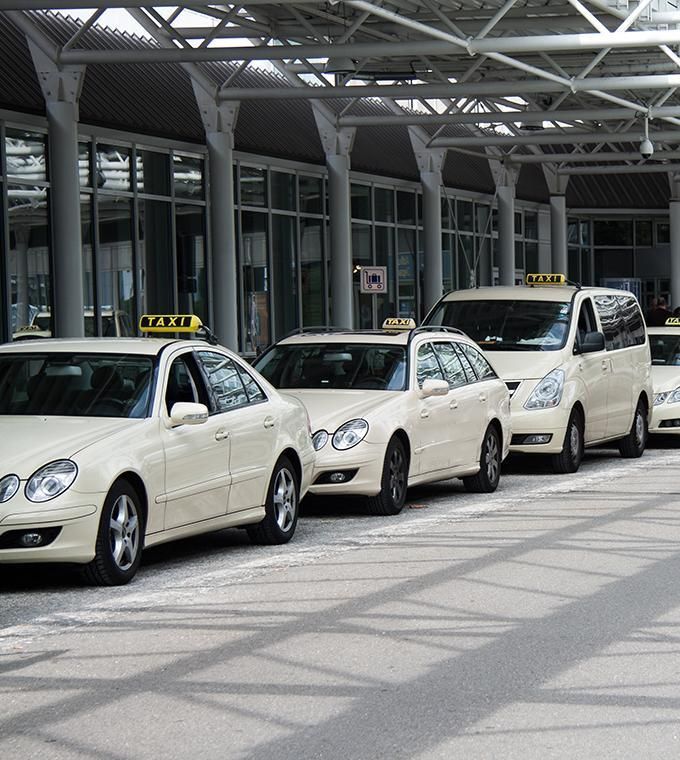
[281,389,400,431]
[0,416,141,478]
[651,366,680,393]
[482,351,565,381]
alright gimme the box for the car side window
[576,298,598,346]
[416,343,445,388]
[235,362,267,403]
[197,351,250,412]
[594,295,627,351]
[620,296,646,347]
[165,354,208,415]
[458,343,496,380]
[433,342,468,388]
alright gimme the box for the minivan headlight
[25,460,78,503]
[524,369,565,410]
[0,474,19,503]
[332,419,369,450]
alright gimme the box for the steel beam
[430,129,680,148]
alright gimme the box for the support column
[313,105,355,328]
[477,206,492,286]
[537,208,552,272]
[550,194,568,276]
[670,177,680,310]
[28,40,85,337]
[409,130,446,311]
[192,84,240,350]
[497,184,516,286]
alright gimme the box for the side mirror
[579,330,605,354]
[170,402,209,425]
[420,378,450,398]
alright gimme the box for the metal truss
[4,0,680,176]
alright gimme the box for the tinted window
[425,299,571,351]
[416,343,445,388]
[620,296,646,346]
[197,351,249,411]
[254,343,406,391]
[458,343,496,380]
[433,342,468,388]
[594,295,631,351]
[166,355,208,414]
[0,352,153,418]
[235,363,267,403]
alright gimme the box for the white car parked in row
[254,320,512,515]
[0,315,315,585]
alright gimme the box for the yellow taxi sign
[382,317,416,331]
[139,314,203,333]
[526,273,566,286]
[665,317,680,327]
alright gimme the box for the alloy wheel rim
[485,433,499,484]
[109,494,140,571]
[570,422,581,464]
[635,410,645,446]
[273,468,296,532]
[389,448,405,503]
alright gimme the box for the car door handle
[263,416,277,429]
[215,429,229,441]
[601,360,609,372]
[450,399,458,410]
[478,393,487,403]
[420,409,429,419]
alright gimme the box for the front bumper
[308,440,386,497]
[650,404,680,434]
[0,499,100,564]
[508,403,570,455]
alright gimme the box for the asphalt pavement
[2,441,680,759]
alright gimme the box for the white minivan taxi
[423,275,652,473]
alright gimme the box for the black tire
[247,456,299,544]
[366,437,408,515]
[618,399,648,458]
[551,409,585,474]
[81,480,144,586]
[463,424,502,493]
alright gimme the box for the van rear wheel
[551,410,584,474]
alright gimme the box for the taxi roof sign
[526,273,566,286]
[140,314,203,333]
[382,317,416,331]
[665,317,680,326]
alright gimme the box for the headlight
[312,430,329,451]
[654,392,669,406]
[25,460,78,503]
[524,369,565,410]
[332,419,369,450]
[666,388,680,404]
[0,474,19,503]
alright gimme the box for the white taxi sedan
[253,321,511,515]
[648,317,680,433]
[0,316,314,585]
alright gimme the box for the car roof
[272,327,468,347]
[0,337,215,356]
[436,285,635,303]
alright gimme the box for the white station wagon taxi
[253,320,511,515]
[0,315,314,585]
[423,275,652,473]
[647,317,680,433]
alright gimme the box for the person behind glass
[646,296,671,326]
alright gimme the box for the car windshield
[0,353,154,417]
[649,335,680,366]
[425,299,572,351]
[255,343,407,390]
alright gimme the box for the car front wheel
[247,456,299,544]
[552,409,584,474]
[81,480,144,586]
[366,437,408,515]
[619,399,648,458]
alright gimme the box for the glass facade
[1,112,675,350]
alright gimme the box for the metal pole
[550,195,569,276]
[497,185,515,287]
[327,153,353,328]
[47,99,84,337]
[421,170,443,311]
[206,131,239,351]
